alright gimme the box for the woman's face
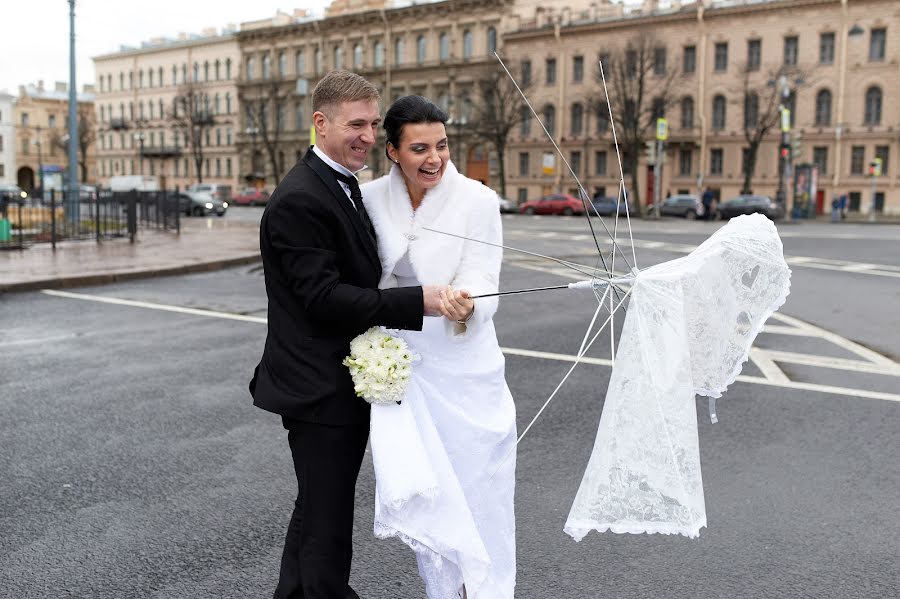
[387,122,450,192]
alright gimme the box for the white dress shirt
[312,145,366,209]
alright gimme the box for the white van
[109,175,160,192]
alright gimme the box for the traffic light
[645,140,657,165]
[779,145,789,160]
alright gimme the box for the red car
[518,194,586,215]
[232,187,270,206]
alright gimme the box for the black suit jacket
[250,148,424,425]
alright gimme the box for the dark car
[232,187,270,206]
[519,194,586,216]
[182,191,228,217]
[656,194,704,219]
[497,197,518,213]
[591,196,632,217]
[717,195,784,220]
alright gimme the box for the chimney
[55,81,67,93]
[37,80,45,92]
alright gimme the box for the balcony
[141,146,183,159]
[109,118,129,130]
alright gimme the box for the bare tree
[240,81,290,184]
[733,64,812,194]
[169,83,217,184]
[592,34,681,215]
[468,68,530,198]
[50,104,96,182]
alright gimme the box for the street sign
[780,107,791,133]
[656,118,668,141]
[871,157,883,177]
[542,152,556,175]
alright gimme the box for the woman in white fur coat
[361,95,517,599]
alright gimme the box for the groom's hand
[422,285,445,316]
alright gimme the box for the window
[545,58,556,85]
[626,49,638,79]
[417,36,426,65]
[374,41,385,67]
[813,146,828,175]
[595,103,609,133]
[226,158,232,177]
[120,72,125,90]
[0,164,4,178]
[487,27,497,54]
[314,47,322,74]
[214,94,221,115]
[571,151,582,176]
[741,147,753,176]
[129,71,134,89]
[149,69,155,87]
[573,55,584,83]
[864,87,882,125]
[225,93,231,114]
[226,128,232,145]
[139,69,145,87]
[651,97,665,120]
[214,60,220,81]
[226,58,232,79]
[747,39,761,71]
[595,151,607,176]
[518,188,528,203]
[710,148,724,175]
[277,52,286,77]
[653,47,667,76]
[246,57,255,80]
[783,36,799,66]
[262,54,271,79]
[354,44,363,69]
[296,50,306,75]
[570,103,583,136]
[820,32,835,64]
[542,104,556,136]
[521,60,532,87]
[744,93,759,129]
[712,95,727,130]
[714,42,728,72]
[679,149,692,176]
[439,33,450,61]
[683,45,696,74]
[395,38,405,65]
[520,107,531,137]
[0,135,3,151]
[681,96,694,128]
[193,62,199,81]
[216,129,222,147]
[21,113,28,126]
[334,46,344,70]
[850,146,865,174]
[216,158,221,177]
[815,89,832,126]
[205,61,211,82]
[875,145,890,175]
[869,28,886,61]
[519,152,529,176]
[462,30,473,59]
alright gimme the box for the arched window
[864,86,882,125]
[334,46,344,70]
[570,103,583,136]
[373,41,384,68]
[214,60,220,81]
[353,44,363,70]
[171,65,177,85]
[815,89,832,126]
[395,38,405,66]
[296,49,305,75]
[204,61,210,81]
[214,94,220,115]
[314,47,322,74]
[439,33,450,61]
[225,93,231,114]
[148,69,154,88]
[225,58,232,79]
[462,30,473,59]
[158,67,163,86]
[262,54,271,79]
[542,104,556,137]
[193,62,199,82]
[138,69,144,88]
[681,96,694,128]
[246,57,255,80]
[278,52,287,76]
[712,94,727,130]
[744,92,759,129]
[417,35,427,65]
[487,27,497,54]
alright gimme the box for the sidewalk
[0,219,261,293]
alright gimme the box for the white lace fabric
[565,214,791,540]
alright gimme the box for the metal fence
[0,189,182,250]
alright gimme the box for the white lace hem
[564,517,708,541]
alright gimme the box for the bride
[361,95,517,599]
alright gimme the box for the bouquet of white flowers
[343,327,416,405]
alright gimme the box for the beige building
[13,81,96,193]
[503,0,899,215]
[92,29,242,190]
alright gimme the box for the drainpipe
[696,3,707,196]
[832,0,848,191]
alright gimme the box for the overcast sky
[1,1,329,95]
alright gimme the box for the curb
[0,254,262,294]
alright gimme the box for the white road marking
[749,348,791,383]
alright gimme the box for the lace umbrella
[428,56,791,539]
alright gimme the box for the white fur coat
[361,161,503,338]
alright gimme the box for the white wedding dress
[362,163,517,599]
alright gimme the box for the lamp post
[67,0,79,223]
[245,126,259,184]
[34,127,44,199]
[133,132,145,175]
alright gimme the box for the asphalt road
[1,213,898,598]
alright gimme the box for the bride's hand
[439,286,474,323]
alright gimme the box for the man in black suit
[250,70,444,599]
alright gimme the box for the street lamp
[133,132,146,175]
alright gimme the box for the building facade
[502,0,899,214]
[92,30,242,190]
[0,91,16,185]
[13,81,96,194]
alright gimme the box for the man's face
[315,99,381,172]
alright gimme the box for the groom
[250,70,444,598]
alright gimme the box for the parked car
[232,187,270,206]
[497,197,517,213]
[519,194,586,216]
[78,184,99,202]
[591,196,632,217]
[109,175,160,192]
[183,191,228,217]
[717,195,784,220]
[653,194,704,219]
[0,184,28,202]
[187,183,232,203]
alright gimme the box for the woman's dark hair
[383,95,449,159]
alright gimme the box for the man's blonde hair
[312,70,380,116]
